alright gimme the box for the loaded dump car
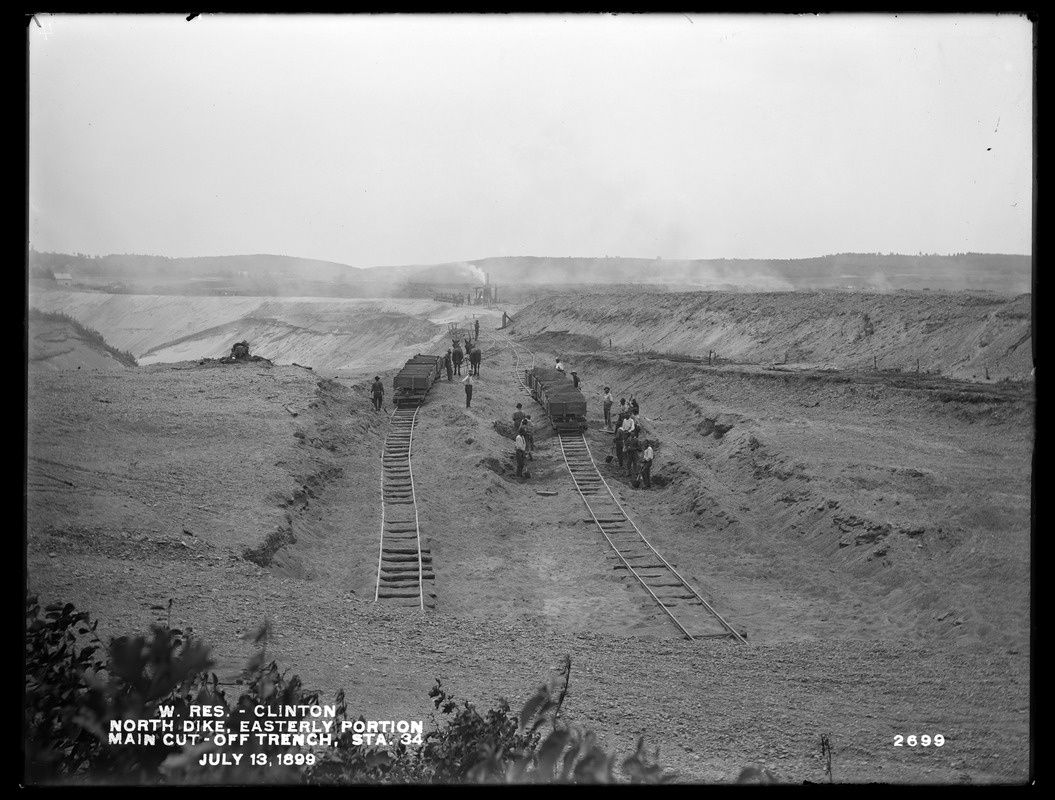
[393,354,444,408]
[526,367,587,431]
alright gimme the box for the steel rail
[557,430,746,642]
[375,404,429,608]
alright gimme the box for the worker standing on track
[370,376,385,411]
[474,318,480,341]
[463,372,474,408]
[603,386,614,430]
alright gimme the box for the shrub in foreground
[24,594,672,785]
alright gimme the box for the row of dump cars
[390,354,587,431]
[525,367,587,431]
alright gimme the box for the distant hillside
[29,250,1031,295]
[29,251,365,282]
[462,254,1032,295]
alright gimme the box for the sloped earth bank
[513,290,1034,383]
[25,334,1032,784]
[27,291,496,374]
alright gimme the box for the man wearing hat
[370,376,385,411]
[571,370,580,389]
[640,439,654,488]
[462,371,474,408]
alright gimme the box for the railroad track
[494,329,744,642]
[375,406,434,608]
[557,430,746,641]
[492,330,535,396]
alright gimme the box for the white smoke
[459,262,487,283]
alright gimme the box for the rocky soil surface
[25,291,1033,785]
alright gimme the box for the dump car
[393,354,444,408]
[525,367,587,430]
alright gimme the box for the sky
[27,13,1034,267]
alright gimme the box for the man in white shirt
[519,415,534,460]
[463,372,474,408]
[515,432,527,477]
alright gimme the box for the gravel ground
[25,322,1033,785]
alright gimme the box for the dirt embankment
[511,291,1034,382]
[26,292,508,374]
[526,345,1033,655]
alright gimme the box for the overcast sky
[28,13,1033,267]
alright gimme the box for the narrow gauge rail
[375,405,434,608]
[494,330,744,642]
[496,331,536,395]
[558,431,746,642]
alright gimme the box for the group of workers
[508,369,655,488]
[370,336,656,489]
[604,389,654,488]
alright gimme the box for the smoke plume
[459,262,487,283]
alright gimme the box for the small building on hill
[54,272,73,287]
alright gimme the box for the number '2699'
[894,734,944,747]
